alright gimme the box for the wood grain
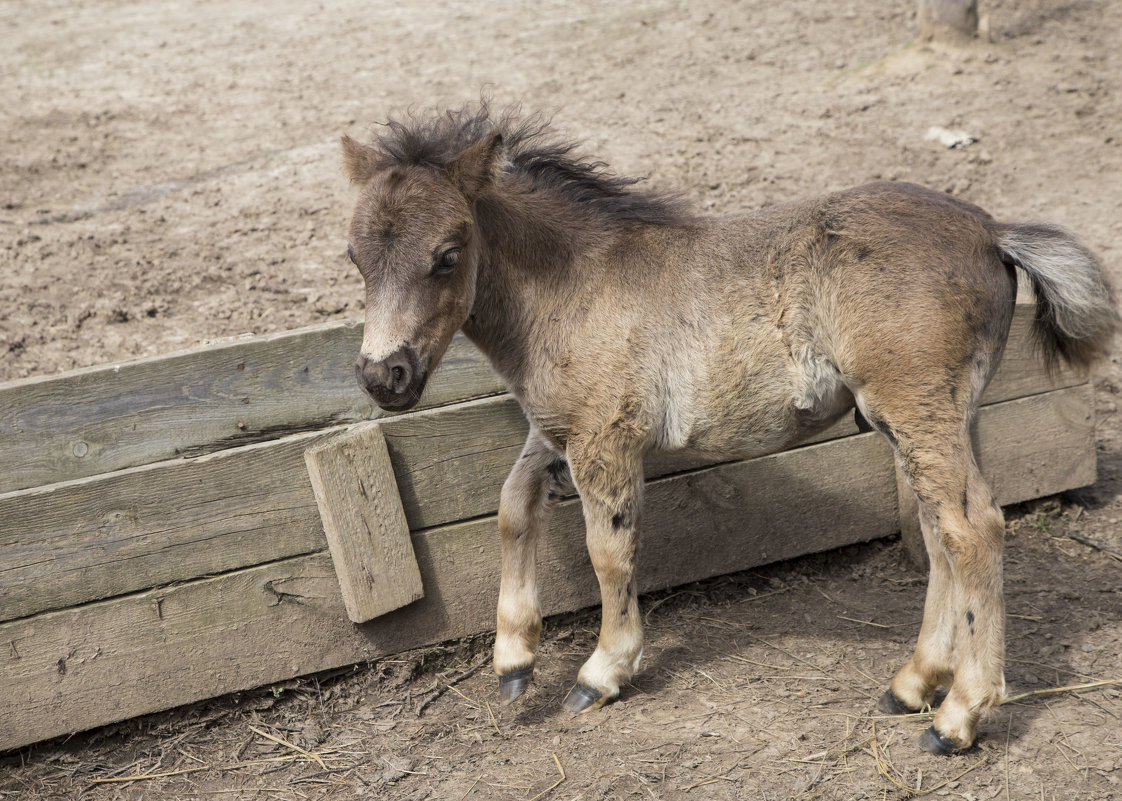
[305,425,424,623]
[0,429,333,623]
[0,322,504,494]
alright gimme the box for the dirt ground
[3,0,1122,798]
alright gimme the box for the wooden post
[304,423,423,623]
[917,0,978,41]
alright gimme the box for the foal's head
[342,129,503,411]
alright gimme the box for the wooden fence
[0,291,1096,751]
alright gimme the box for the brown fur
[342,103,1116,752]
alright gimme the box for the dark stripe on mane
[369,102,693,227]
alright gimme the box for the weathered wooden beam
[0,323,503,494]
[0,429,334,623]
[0,385,1094,751]
[305,425,423,623]
[0,303,1079,496]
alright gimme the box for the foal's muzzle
[356,346,428,411]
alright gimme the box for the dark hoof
[561,683,603,714]
[917,725,961,756]
[877,689,918,715]
[498,666,534,705]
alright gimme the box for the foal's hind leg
[494,430,570,703]
[865,400,1006,752]
[877,500,955,712]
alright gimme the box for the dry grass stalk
[1003,678,1122,705]
[485,700,503,736]
[247,725,327,770]
[837,616,918,629]
[1042,700,1088,774]
[1066,532,1122,562]
[457,775,482,801]
[526,753,565,801]
[88,765,211,784]
[414,652,492,716]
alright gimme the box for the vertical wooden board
[0,323,503,494]
[305,424,423,623]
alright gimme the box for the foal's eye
[432,247,461,276]
[347,244,357,265]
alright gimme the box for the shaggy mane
[369,102,693,227]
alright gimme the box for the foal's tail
[992,222,1118,371]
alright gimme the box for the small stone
[925,126,978,149]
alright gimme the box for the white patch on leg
[630,646,645,673]
[577,626,644,698]
[494,586,540,674]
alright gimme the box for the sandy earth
[3,0,1122,798]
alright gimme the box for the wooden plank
[0,322,503,494]
[305,425,423,623]
[0,385,1094,750]
[0,429,898,751]
[897,383,1096,565]
[0,429,336,624]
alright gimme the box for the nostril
[356,346,423,407]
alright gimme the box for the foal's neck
[462,184,602,394]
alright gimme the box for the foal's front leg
[495,430,571,704]
[562,441,645,712]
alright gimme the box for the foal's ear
[449,131,504,199]
[341,134,381,185]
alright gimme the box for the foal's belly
[678,344,854,460]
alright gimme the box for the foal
[341,105,1115,753]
